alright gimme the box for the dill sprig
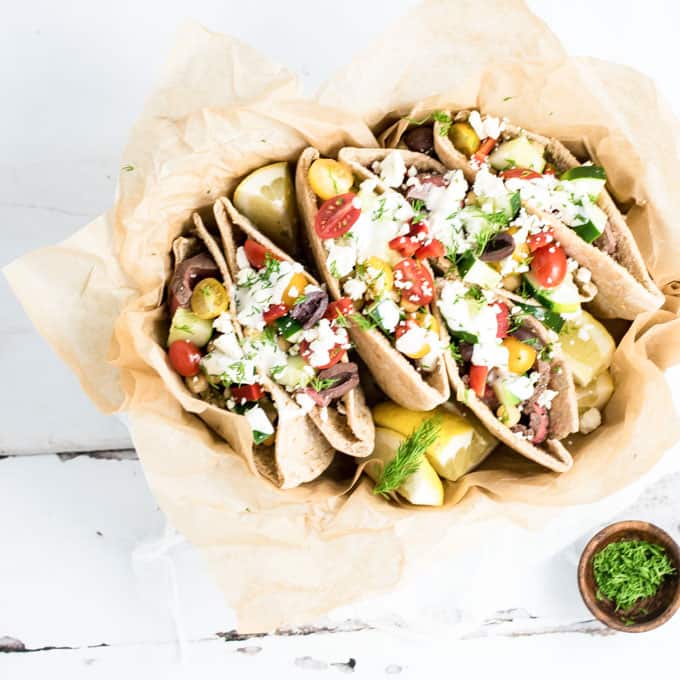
[310,376,338,392]
[351,313,376,331]
[373,416,442,497]
[432,111,452,136]
[593,539,676,612]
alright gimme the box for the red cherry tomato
[495,301,510,338]
[543,164,557,175]
[527,228,556,252]
[531,244,567,288]
[472,137,497,164]
[415,238,445,260]
[324,298,354,323]
[299,341,346,370]
[230,383,264,402]
[393,258,435,306]
[168,340,202,377]
[263,303,288,324]
[389,234,420,257]
[469,364,489,398]
[499,168,543,180]
[314,193,361,239]
[244,238,280,269]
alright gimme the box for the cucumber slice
[572,202,608,243]
[524,272,581,314]
[489,136,546,173]
[168,308,214,347]
[516,302,565,333]
[274,355,311,390]
[275,315,303,340]
[491,190,521,220]
[462,258,502,289]
[560,165,606,199]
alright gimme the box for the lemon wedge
[575,370,614,413]
[233,161,299,255]
[559,311,615,387]
[365,428,444,506]
[372,402,497,482]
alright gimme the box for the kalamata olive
[169,253,219,307]
[403,125,435,154]
[289,289,329,329]
[458,342,474,363]
[305,362,360,406]
[511,324,542,346]
[480,231,515,262]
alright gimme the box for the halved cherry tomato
[472,137,497,164]
[263,303,288,324]
[393,258,435,307]
[299,341,346,370]
[281,272,308,307]
[168,340,202,377]
[324,298,354,323]
[314,193,360,239]
[307,159,354,200]
[527,228,556,252]
[415,238,445,260]
[530,244,567,288]
[503,336,537,374]
[244,238,280,269]
[230,384,265,402]
[191,277,229,320]
[495,301,510,338]
[469,364,489,397]
[389,221,428,257]
[499,168,543,180]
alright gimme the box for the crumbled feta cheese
[472,339,509,369]
[213,312,236,335]
[245,405,274,436]
[236,246,250,270]
[213,332,243,360]
[201,353,257,384]
[473,166,508,199]
[343,277,367,300]
[326,242,357,278]
[395,324,429,356]
[302,319,348,368]
[468,111,505,140]
[379,151,407,188]
[536,389,558,410]
[579,407,602,435]
[294,391,316,414]
[504,373,538,401]
[372,298,401,332]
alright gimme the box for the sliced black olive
[403,125,435,154]
[289,290,329,329]
[480,231,515,262]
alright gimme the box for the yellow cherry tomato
[281,272,309,308]
[407,311,440,336]
[363,257,393,298]
[307,159,354,200]
[190,278,229,319]
[503,336,537,374]
[507,227,530,263]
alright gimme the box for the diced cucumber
[168,308,213,347]
[253,431,271,445]
[572,201,607,243]
[489,136,546,173]
[366,298,401,333]
[524,271,581,314]
[560,165,606,199]
[275,315,304,341]
[462,258,502,289]
[273,355,311,390]
[456,250,476,278]
[491,190,521,220]
[516,302,565,333]
[494,380,521,409]
[450,330,479,344]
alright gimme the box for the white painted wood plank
[2,0,680,454]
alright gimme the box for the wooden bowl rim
[578,520,680,633]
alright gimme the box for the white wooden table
[2,1,680,677]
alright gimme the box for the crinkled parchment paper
[5,0,680,632]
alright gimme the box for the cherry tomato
[495,301,510,338]
[299,341,346,370]
[503,336,537,374]
[230,384,265,402]
[244,238,280,269]
[324,298,354,323]
[307,159,354,200]
[543,164,557,175]
[168,340,202,377]
[314,193,360,239]
[415,238,445,260]
[394,319,430,359]
[190,277,229,320]
[263,303,288,324]
[389,221,428,257]
[499,168,543,180]
[405,311,440,335]
[527,228,556,252]
[469,365,489,397]
[472,137,497,164]
[530,244,567,288]
[281,272,308,307]
[393,259,435,307]
[363,256,394,297]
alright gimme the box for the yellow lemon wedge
[365,428,444,506]
[233,161,299,255]
[576,370,614,413]
[372,402,497,482]
[559,311,615,387]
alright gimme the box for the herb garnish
[373,416,442,496]
[410,198,427,224]
[332,310,350,328]
[351,313,376,331]
[330,261,341,279]
[473,223,499,257]
[122,164,135,172]
[432,110,452,136]
[593,539,676,612]
[449,340,462,363]
[310,376,338,392]
[372,197,387,221]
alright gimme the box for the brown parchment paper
[4,2,680,632]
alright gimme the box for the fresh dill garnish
[270,365,285,378]
[508,310,526,333]
[310,376,338,392]
[372,197,387,221]
[504,158,517,168]
[539,344,554,361]
[332,310,350,328]
[522,337,542,349]
[593,539,676,612]
[410,198,427,224]
[486,210,510,227]
[262,325,277,344]
[473,223,500,257]
[432,110,452,136]
[449,339,462,363]
[330,261,341,279]
[355,262,368,277]
[464,285,485,302]
[263,251,280,277]
[293,294,307,306]
[373,416,442,496]
[351,313,376,331]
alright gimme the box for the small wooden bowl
[578,520,680,633]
